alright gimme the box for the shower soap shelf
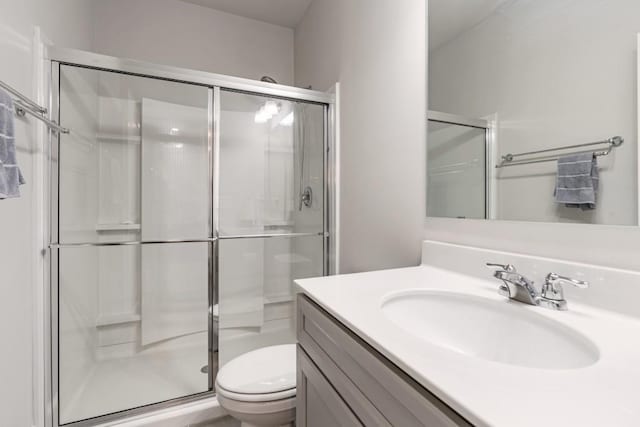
[96,313,142,327]
[96,223,141,232]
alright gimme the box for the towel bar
[0,78,69,134]
[496,136,623,168]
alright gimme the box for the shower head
[260,76,278,84]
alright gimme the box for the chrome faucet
[486,263,588,311]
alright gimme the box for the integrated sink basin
[381,290,599,370]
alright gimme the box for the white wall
[92,0,295,85]
[295,0,427,273]
[429,0,639,226]
[0,1,95,425]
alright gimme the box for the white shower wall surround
[49,49,333,427]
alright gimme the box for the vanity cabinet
[296,295,472,427]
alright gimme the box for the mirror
[427,0,639,226]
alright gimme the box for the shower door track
[45,47,336,427]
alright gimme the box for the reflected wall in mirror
[428,0,639,225]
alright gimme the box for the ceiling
[429,0,510,51]
[181,0,313,28]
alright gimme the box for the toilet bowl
[215,344,296,427]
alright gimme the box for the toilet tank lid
[216,344,296,395]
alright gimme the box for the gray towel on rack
[0,89,25,199]
[554,152,598,210]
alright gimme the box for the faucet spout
[486,263,539,306]
[493,270,539,305]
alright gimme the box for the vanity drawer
[297,294,471,427]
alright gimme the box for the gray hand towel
[554,152,598,210]
[0,88,25,199]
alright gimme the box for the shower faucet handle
[299,186,313,210]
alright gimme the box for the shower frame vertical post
[210,86,222,390]
[48,60,61,427]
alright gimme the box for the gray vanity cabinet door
[297,346,363,427]
[297,295,472,427]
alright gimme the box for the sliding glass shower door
[217,90,325,366]
[52,64,328,426]
[55,65,213,424]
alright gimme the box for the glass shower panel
[217,235,324,366]
[56,65,212,425]
[58,65,210,244]
[57,243,210,425]
[427,121,487,219]
[218,90,325,236]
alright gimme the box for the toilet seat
[215,344,297,403]
[216,384,296,402]
[217,390,296,413]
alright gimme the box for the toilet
[215,344,297,427]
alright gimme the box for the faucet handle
[540,273,589,310]
[485,263,516,272]
[544,273,589,290]
[486,263,517,298]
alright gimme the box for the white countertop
[295,265,640,427]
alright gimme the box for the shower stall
[46,49,335,426]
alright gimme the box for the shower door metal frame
[45,47,336,427]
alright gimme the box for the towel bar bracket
[610,136,624,147]
[13,99,69,134]
[14,105,26,117]
[1,78,67,134]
